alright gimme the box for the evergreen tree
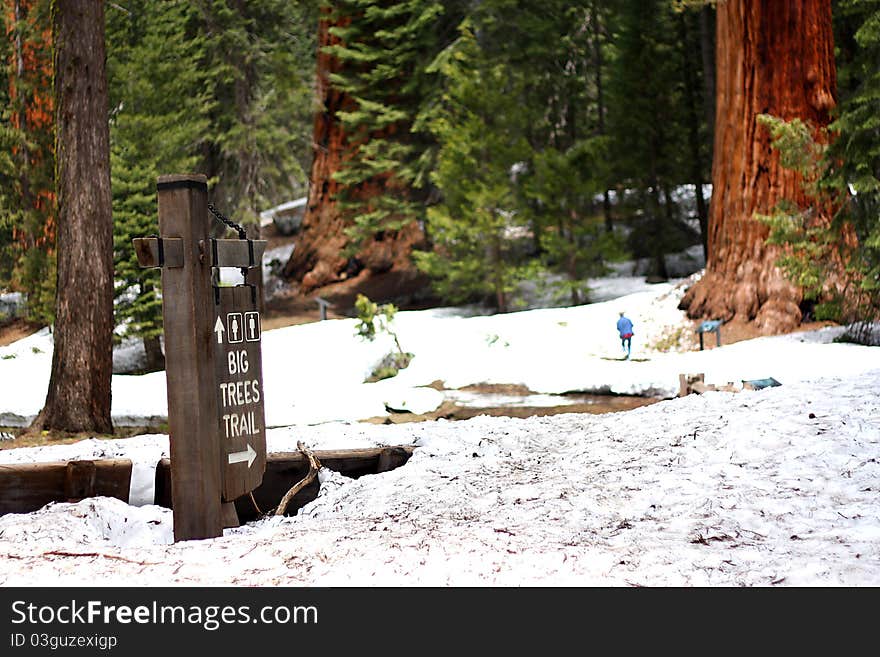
[414,24,536,312]
[196,0,317,224]
[34,0,114,434]
[106,0,210,371]
[106,1,316,365]
[323,0,466,250]
[606,0,696,281]
[756,1,880,344]
[0,0,55,323]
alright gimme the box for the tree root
[274,441,321,516]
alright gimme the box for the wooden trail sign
[132,174,267,542]
[214,285,266,501]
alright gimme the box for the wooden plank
[65,460,96,500]
[202,239,267,269]
[0,459,132,515]
[157,173,224,541]
[132,237,184,268]
[156,446,415,519]
[377,447,411,473]
[221,501,239,529]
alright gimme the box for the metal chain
[207,203,247,240]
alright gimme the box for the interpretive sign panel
[214,285,266,501]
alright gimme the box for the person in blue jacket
[616,311,634,359]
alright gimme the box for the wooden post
[316,297,331,321]
[157,174,224,541]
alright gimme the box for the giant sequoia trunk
[32,1,113,433]
[679,0,837,334]
[283,10,423,294]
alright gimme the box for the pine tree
[0,0,55,324]
[414,24,536,312]
[325,0,464,249]
[34,0,114,433]
[106,0,210,371]
[196,0,316,224]
[606,0,697,282]
[106,1,316,364]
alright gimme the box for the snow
[0,273,879,586]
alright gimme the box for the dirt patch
[687,317,837,350]
[263,266,439,332]
[0,318,44,347]
[457,382,533,395]
[0,425,164,450]
[361,383,664,425]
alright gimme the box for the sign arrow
[214,316,225,344]
[228,443,257,468]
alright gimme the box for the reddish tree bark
[283,9,423,294]
[283,12,349,291]
[679,0,837,334]
[32,0,113,433]
[5,0,56,316]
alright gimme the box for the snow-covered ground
[0,274,879,586]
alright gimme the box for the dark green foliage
[324,0,466,251]
[414,22,539,312]
[756,113,879,343]
[0,0,56,324]
[415,2,630,309]
[195,0,317,222]
[354,293,413,380]
[606,0,709,277]
[106,1,316,353]
[107,1,208,352]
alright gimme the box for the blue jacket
[617,316,634,337]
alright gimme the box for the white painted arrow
[228,443,257,468]
[214,316,225,344]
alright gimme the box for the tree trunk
[679,0,837,334]
[283,11,350,291]
[32,0,113,434]
[699,4,715,147]
[142,335,165,373]
[679,11,709,260]
[591,1,612,233]
[283,8,424,295]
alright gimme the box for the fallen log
[0,459,132,515]
[0,446,415,518]
[158,446,415,519]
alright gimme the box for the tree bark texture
[34,0,113,433]
[680,0,837,334]
[283,10,424,294]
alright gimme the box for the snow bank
[0,367,877,586]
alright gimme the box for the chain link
[207,203,247,240]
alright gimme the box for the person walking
[616,311,634,359]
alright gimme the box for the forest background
[0,0,878,434]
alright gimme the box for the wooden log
[65,460,96,501]
[0,459,132,515]
[0,446,416,518]
[157,446,415,520]
[377,447,411,473]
